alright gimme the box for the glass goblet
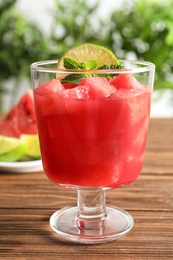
[30,60,155,244]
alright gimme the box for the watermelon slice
[0,89,37,138]
[110,74,142,89]
[79,77,116,98]
[35,79,64,95]
[63,85,90,100]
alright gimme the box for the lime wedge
[21,134,41,159]
[0,135,23,155]
[0,145,26,162]
[57,43,120,69]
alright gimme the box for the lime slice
[21,134,41,159]
[57,43,120,69]
[0,135,23,155]
[0,145,26,162]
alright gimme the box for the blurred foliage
[108,0,173,90]
[0,0,51,86]
[48,0,102,55]
[0,0,173,96]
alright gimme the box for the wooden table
[0,118,173,259]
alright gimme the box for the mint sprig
[63,58,86,70]
[63,57,97,70]
[98,64,124,70]
[86,60,97,70]
[61,57,123,84]
[61,74,87,84]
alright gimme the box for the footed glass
[30,60,155,244]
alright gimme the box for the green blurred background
[0,0,173,113]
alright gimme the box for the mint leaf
[63,57,98,70]
[97,63,124,78]
[61,73,87,84]
[63,57,86,69]
[98,64,124,70]
[87,60,97,70]
[62,57,96,84]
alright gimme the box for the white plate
[0,160,43,173]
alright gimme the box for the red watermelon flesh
[110,74,142,89]
[63,85,90,100]
[79,77,116,98]
[0,89,37,138]
[35,79,65,95]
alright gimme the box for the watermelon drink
[30,44,155,244]
[34,74,150,188]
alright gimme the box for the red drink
[34,74,151,188]
[31,55,155,244]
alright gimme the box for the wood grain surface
[0,118,173,259]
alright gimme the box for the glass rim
[30,59,155,74]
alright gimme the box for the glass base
[50,205,134,244]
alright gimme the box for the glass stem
[76,189,107,230]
